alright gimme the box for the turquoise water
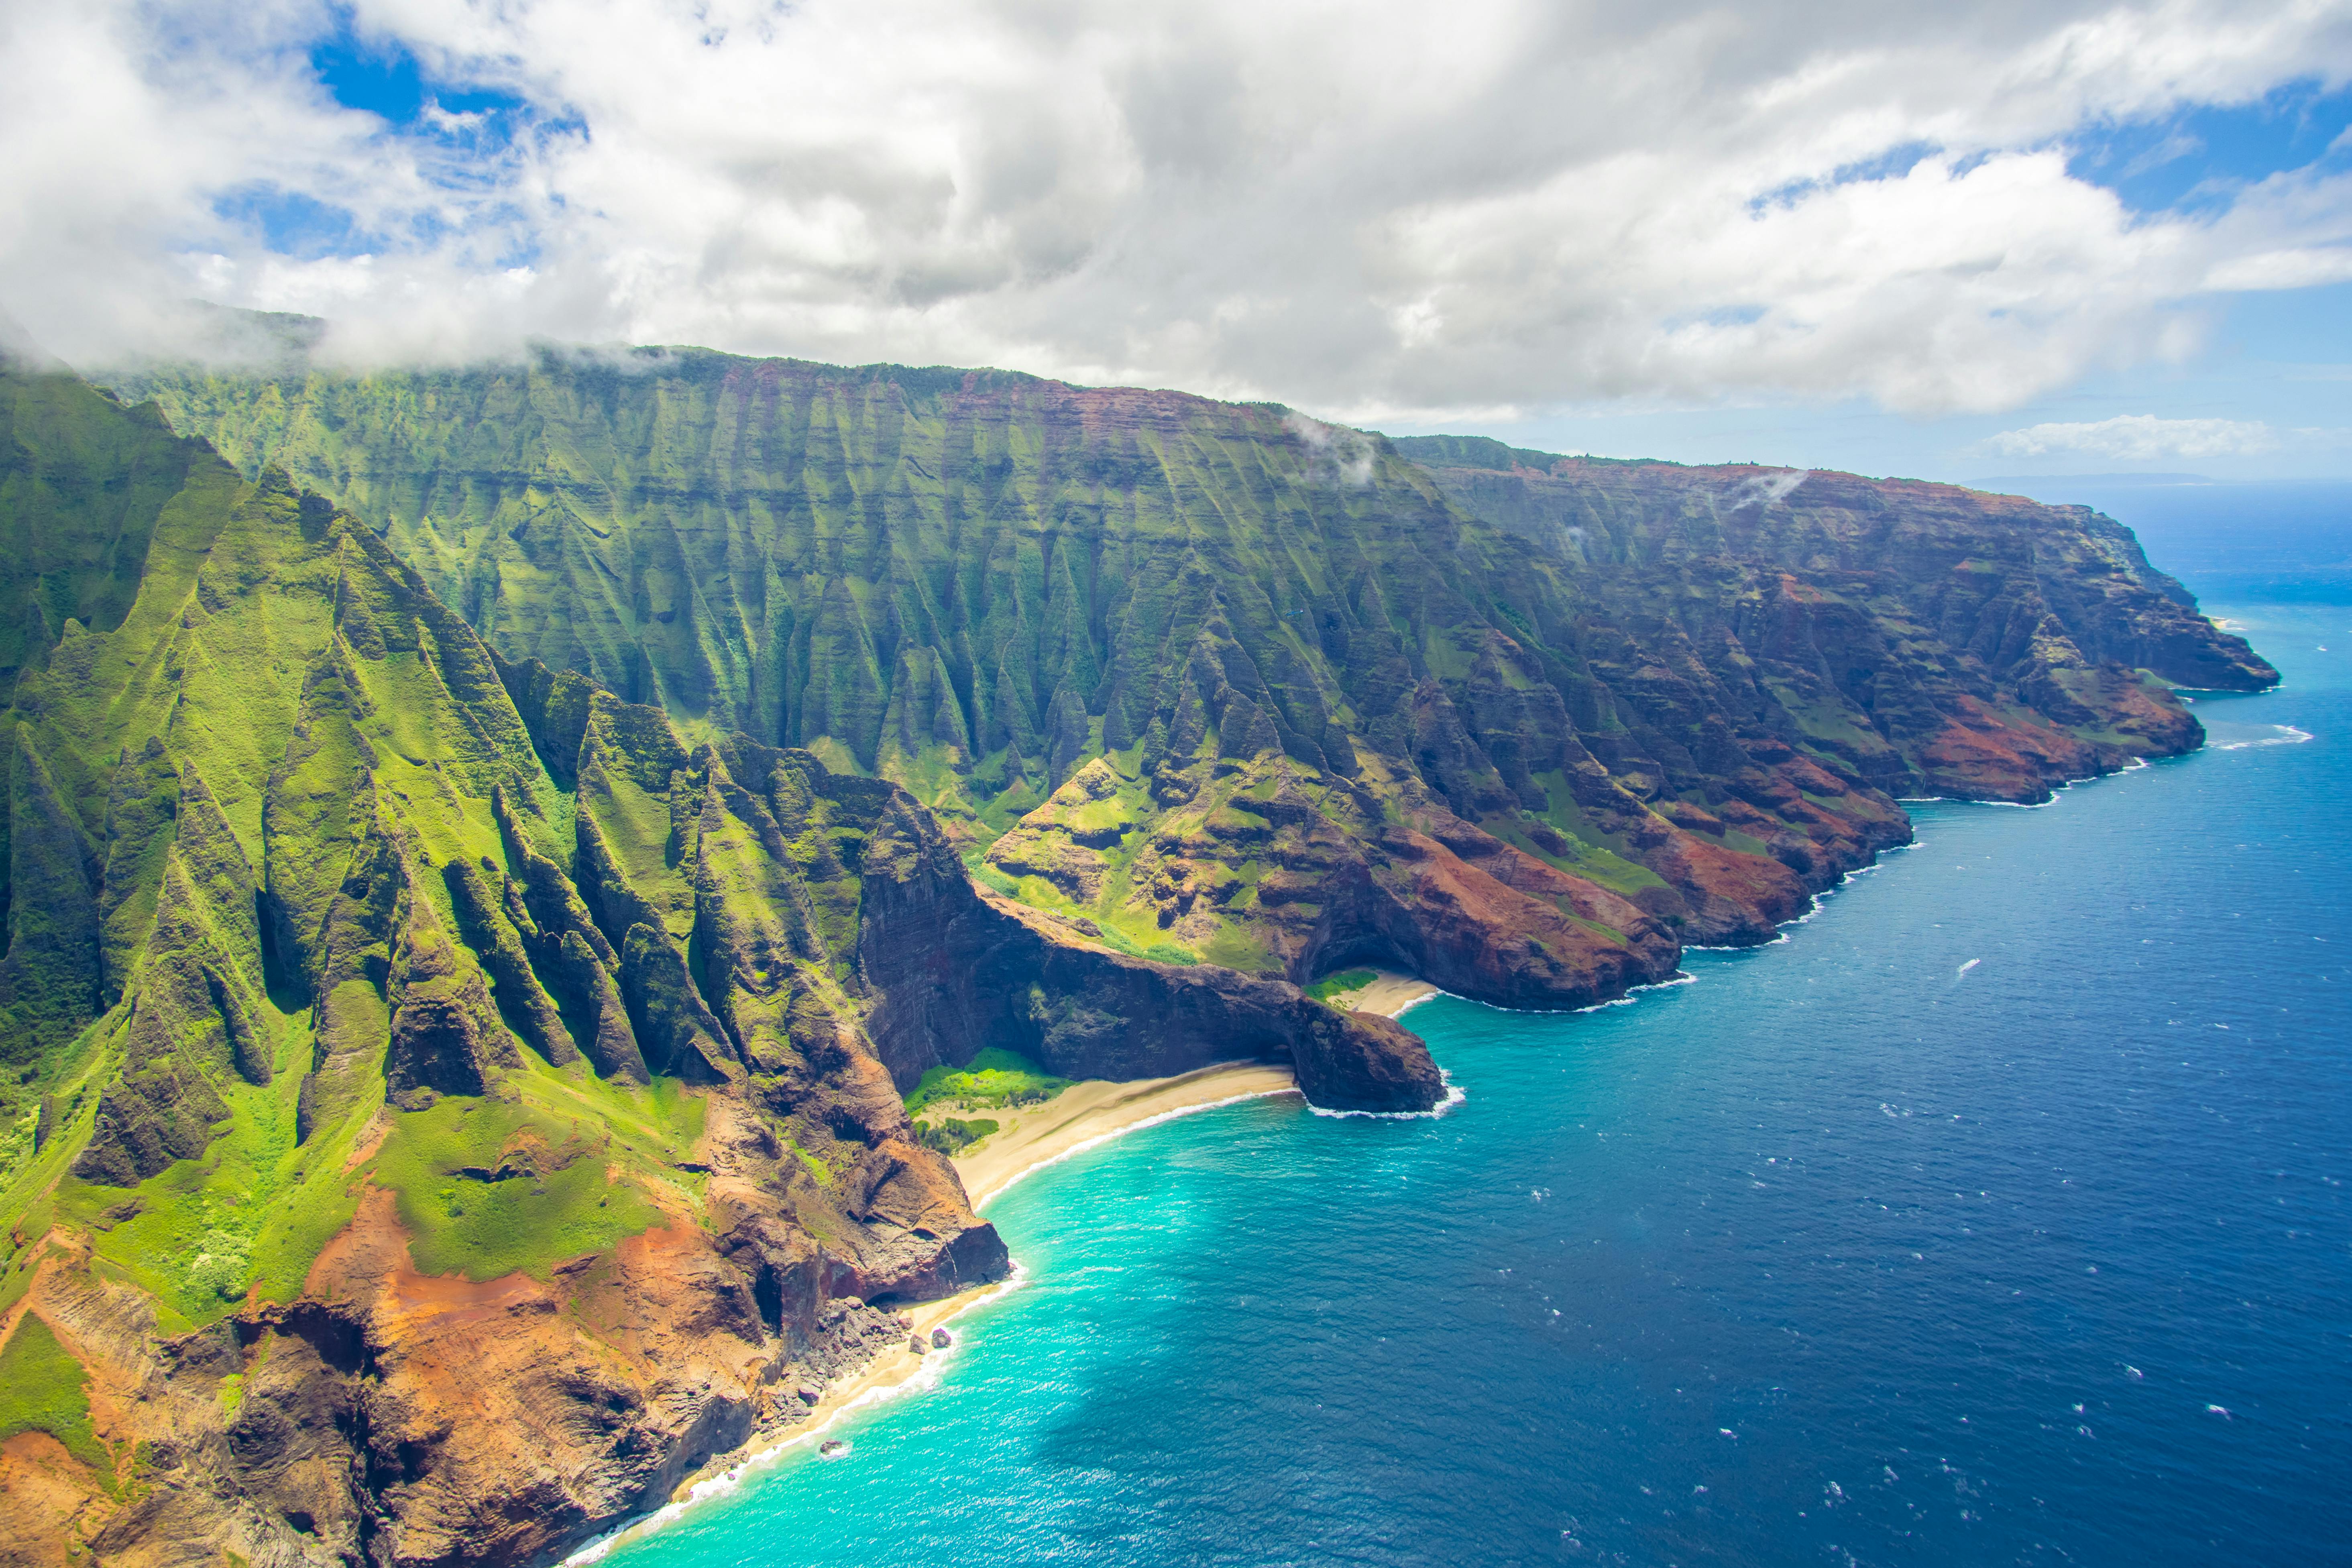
[604,562,2349,1564]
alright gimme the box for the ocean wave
[1592,971,1699,1006]
[1686,841,1920,952]
[1306,1067,1469,1120]
[1905,781,2073,809]
[1390,987,1442,1019]
[2211,724,2315,751]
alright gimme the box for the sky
[2,0,2350,481]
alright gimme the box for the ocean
[599,486,2351,1567]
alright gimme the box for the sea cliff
[0,340,2275,1568]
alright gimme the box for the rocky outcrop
[0,362,1462,1568]
[0,1203,967,1568]
[555,727,1454,1116]
[1403,447,2277,798]
[855,787,1445,1109]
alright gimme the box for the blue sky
[5,1,2350,483]
[1397,281,2352,482]
[310,26,522,126]
[1391,82,2352,481]
[204,20,549,266]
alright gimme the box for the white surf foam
[1307,1066,1468,1120]
[2211,724,2314,751]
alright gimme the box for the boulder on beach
[931,1328,953,1349]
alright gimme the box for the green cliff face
[0,372,203,707]
[0,334,2278,1566]
[108,348,2270,973]
[0,364,1444,1567]
[1393,440,2278,792]
[0,365,913,1310]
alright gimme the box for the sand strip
[588,1285,1004,1560]
[951,1060,1300,1209]
[1327,967,1440,1018]
[945,971,1437,1206]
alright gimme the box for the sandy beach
[1322,967,1441,1019]
[620,1062,1309,1535]
[948,971,1437,1206]
[951,1059,1301,1208]
[611,973,1441,1547]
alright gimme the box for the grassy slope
[902,1047,1069,1116]
[0,1312,106,1470]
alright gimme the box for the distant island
[0,338,2273,1566]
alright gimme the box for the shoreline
[564,973,1443,1564]
[571,1280,1012,1564]
[947,969,1440,1208]
[952,1059,1302,1208]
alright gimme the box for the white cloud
[1284,411,1377,486]
[2203,246,2352,290]
[3,0,2352,419]
[1986,414,2289,459]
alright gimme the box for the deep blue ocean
[602,486,2351,1567]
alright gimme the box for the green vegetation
[98,350,1728,979]
[54,1012,315,1327]
[1077,922,1199,966]
[0,364,901,1345]
[0,309,2272,1568]
[0,344,2262,1558]
[94,339,2248,997]
[904,1049,1070,1116]
[367,1097,672,1282]
[0,1313,107,1470]
[910,1116,999,1156]
[1385,434,1675,472]
[1306,968,1378,1002]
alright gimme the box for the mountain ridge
[0,361,1437,1568]
[0,332,2278,1567]
[99,346,2272,957]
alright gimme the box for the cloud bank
[3,0,2350,420]
[1987,414,2284,458]
[1986,413,2349,459]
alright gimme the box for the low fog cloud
[1987,415,2285,459]
[3,0,2351,420]
[1285,411,1378,486]
[1719,469,1815,510]
[1982,413,2352,460]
